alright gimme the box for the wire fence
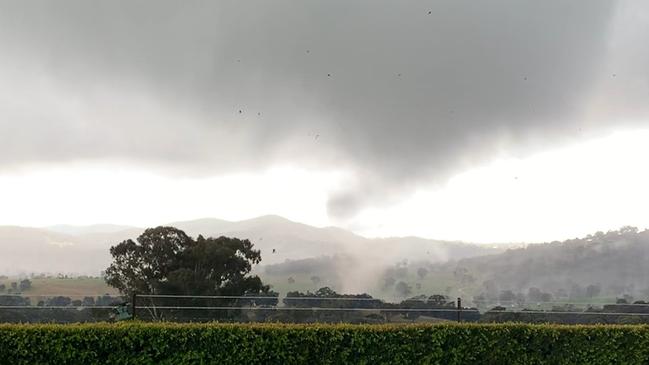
[2,293,649,324]
[4,293,643,305]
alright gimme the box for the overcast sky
[1,1,648,243]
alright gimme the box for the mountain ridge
[0,215,505,275]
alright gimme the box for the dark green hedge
[1,322,649,364]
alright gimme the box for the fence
[3,293,649,324]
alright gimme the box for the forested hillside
[443,227,649,302]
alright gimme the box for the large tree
[104,226,270,297]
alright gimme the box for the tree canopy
[104,226,271,296]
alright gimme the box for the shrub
[1,322,649,364]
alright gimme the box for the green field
[1,277,118,297]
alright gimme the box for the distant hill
[170,215,365,264]
[45,224,137,236]
[0,226,125,275]
[170,215,503,266]
[440,226,649,300]
[4,220,647,301]
[0,216,504,277]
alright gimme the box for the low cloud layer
[1,0,648,220]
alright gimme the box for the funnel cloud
[1,1,648,220]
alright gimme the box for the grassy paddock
[26,277,119,296]
[1,322,649,364]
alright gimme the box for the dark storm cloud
[0,0,647,219]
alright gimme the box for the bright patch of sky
[2,128,648,243]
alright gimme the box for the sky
[1,0,648,243]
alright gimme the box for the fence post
[131,292,137,320]
[456,297,461,322]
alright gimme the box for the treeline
[4,288,649,324]
[136,286,649,325]
[0,294,124,323]
[0,278,32,294]
[135,287,479,324]
[282,287,480,322]
[482,301,649,324]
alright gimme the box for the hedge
[1,322,649,364]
